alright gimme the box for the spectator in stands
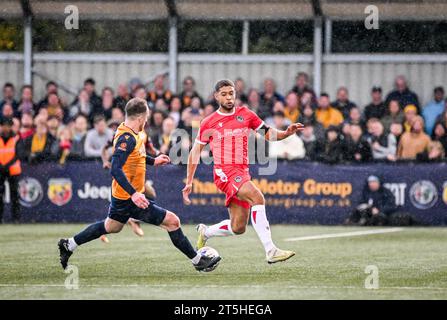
[20,115,56,164]
[397,116,431,160]
[432,122,447,153]
[110,107,125,124]
[37,81,59,111]
[268,111,305,160]
[18,112,34,140]
[51,126,73,164]
[180,76,203,109]
[260,78,284,112]
[45,92,65,121]
[416,141,445,162]
[11,117,20,136]
[390,121,404,145]
[1,83,18,115]
[403,104,418,132]
[82,78,102,113]
[435,104,447,129]
[247,88,271,120]
[315,93,344,129]
[147,74,172,108]
[298,103,325,140]
[0,117,22,223]
[364,86,386,121]
[234,78,248,103]
[342,123,372,163]
[348,107,364,128]
[291,72,316,101]
[346,175,397,226]
[17,85,36,115]
[133,85,147,102]
[69,89,92,121]
[152,116,177,155]
[283,92,300,123]
[422,87,444,136]
[70,114,88,159]
[169,96,182,127]
[100,87,115,120]
[385,75,420,111]
[1,102,14,119]
[331,86,357,119]
[381,99,404,132]
[83,115,113,159]
[299,121,322,161]
[367,119,397,161]
[320,126,343,164]
[47,115,61,138]
[149,110,166,139]
[114,83,130,111]
[203,103,216,118]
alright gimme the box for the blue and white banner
[3,161,447,225]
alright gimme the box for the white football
[198,246,220,259]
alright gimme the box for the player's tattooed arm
[264,123,304,141]
[110,133,137,196]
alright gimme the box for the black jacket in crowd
[342,137,373,162]
[361,185,397,215]
[363,102,387,121]
[385,88,420,111]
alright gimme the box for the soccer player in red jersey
[182,79,304,263]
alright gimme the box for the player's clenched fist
[131,192,150,209]
[182,183,193,205]
[154,154,171,166]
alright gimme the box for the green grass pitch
[0,224,446,299]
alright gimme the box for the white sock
[191,253,201,264]
[251,205,276,254]
[67,237,78,252]
[204,219,234,239]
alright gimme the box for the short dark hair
[320,92,329,98]
[3,82,14,89]
[434,86,444,94]
[125,98,148,118]
[93,114,106,124]
[214,79,235,92]
[84,78,95,86]
[0,117,14,126]
[46,81,57,88]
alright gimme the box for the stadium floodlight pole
[324,18,332,54]
[313,16,323,97]
[242,21,250,55]
[21,0,33,85]
[168,16,178,93]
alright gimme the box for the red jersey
[195,106,264,169]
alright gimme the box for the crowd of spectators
[1,72,446,165]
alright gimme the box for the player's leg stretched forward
[197,181,295,264]
[58,206,220,272]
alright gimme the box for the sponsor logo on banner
[77,182,111,202]
[383,183,407,206]
[409,180,438,210]
[18,177,44,207]
[48,178,73,206]
[443,182,447,205]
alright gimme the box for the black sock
[168,228,197,260]
[73,220,108,246]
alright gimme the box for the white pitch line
[284,228,404,242]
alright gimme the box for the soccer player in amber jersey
[183,80,304,263]
[58,98,220,272]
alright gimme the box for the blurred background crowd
[1,72,446,165]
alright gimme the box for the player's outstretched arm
[182,141,205,205]
[264,123,304,141]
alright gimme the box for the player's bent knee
[232,224,246,235]
[162,211,181,231]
